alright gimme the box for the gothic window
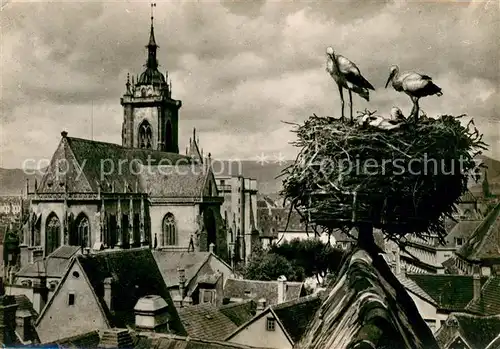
[74,213,90,248]
[138,121,153,149]
[45,213,61,255]
[162,213,176,246]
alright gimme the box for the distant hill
[2,155,499,197]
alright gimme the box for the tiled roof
[487,334,500,349]
[271,295,322,343]
[38,136,192,194]
[52,330,100,348]
[436,313,500,349]
[16,246,81,278]
[133,332,268,349]
[458,201,500,262]
[223,278,304,306]
[76,247,186,335]
[218,300,256,326]
[14,294,38,318]
[396,275,436,305]
[331,227,386,249]
[407,274,489,311]
[296,249,439,349]
[443,220,482,248]
[152,250,210,287]
[139,164,208,198]
[466,277,500,315]
[177,303,239,341]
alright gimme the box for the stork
[326,46,375,123]
[385,65,442,121]
[390,106,406,122]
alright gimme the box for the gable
[36,260,108,343]
[226,310,293,349]
[38,138,92,194]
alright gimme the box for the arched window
[46,213,61,255]
[138,121,153,149]
[165,120,173,151]
[74,213,90,248]
[162,213,176,246]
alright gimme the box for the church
[19,12,228,266]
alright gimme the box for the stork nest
[279,112,487,245]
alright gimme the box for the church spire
[146,3,158,70]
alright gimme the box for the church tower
[121,5,181,153]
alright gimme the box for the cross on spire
[151,2,156,23]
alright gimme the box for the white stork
[326,46,375,123]
[385,65,442,121]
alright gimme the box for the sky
[1,0,499,169]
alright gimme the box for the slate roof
[16,245,81,278]
[152,250,211,288]
[407,274,489,311]
[59,247,186,335]
[223,278,304,306]
[139,164,208,198]
[271,294,322,343]
[466,276,500,315]
[38,136,192,194]
[435,313,500,349]
[177,303,240,341]
[457,201,500,262]
[296,249,440,349]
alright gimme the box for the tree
[270,238,346,283]
[243,244,305,282]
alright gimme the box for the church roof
[37,135,194,195]
[139,164,208,198]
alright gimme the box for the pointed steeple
[146,3,158,70]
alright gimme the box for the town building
[224,294,321,349]
[152,249,233,307]
[435,313,500,349]
[215,176,259,263]
[223,277,305,306]
[35,248,186,343]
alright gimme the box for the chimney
[209,243,215,254]
[257,298,267,313]
[32,277,48,314]
[473,265,481,302]
[134,295,170,333]
[0,295,18,346]
[277,275,287,304]
[174,268,186,308]
[103,277,113,311]
[98,328,134,349]
[15,310,33,343]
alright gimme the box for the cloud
[1,0,499,169]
